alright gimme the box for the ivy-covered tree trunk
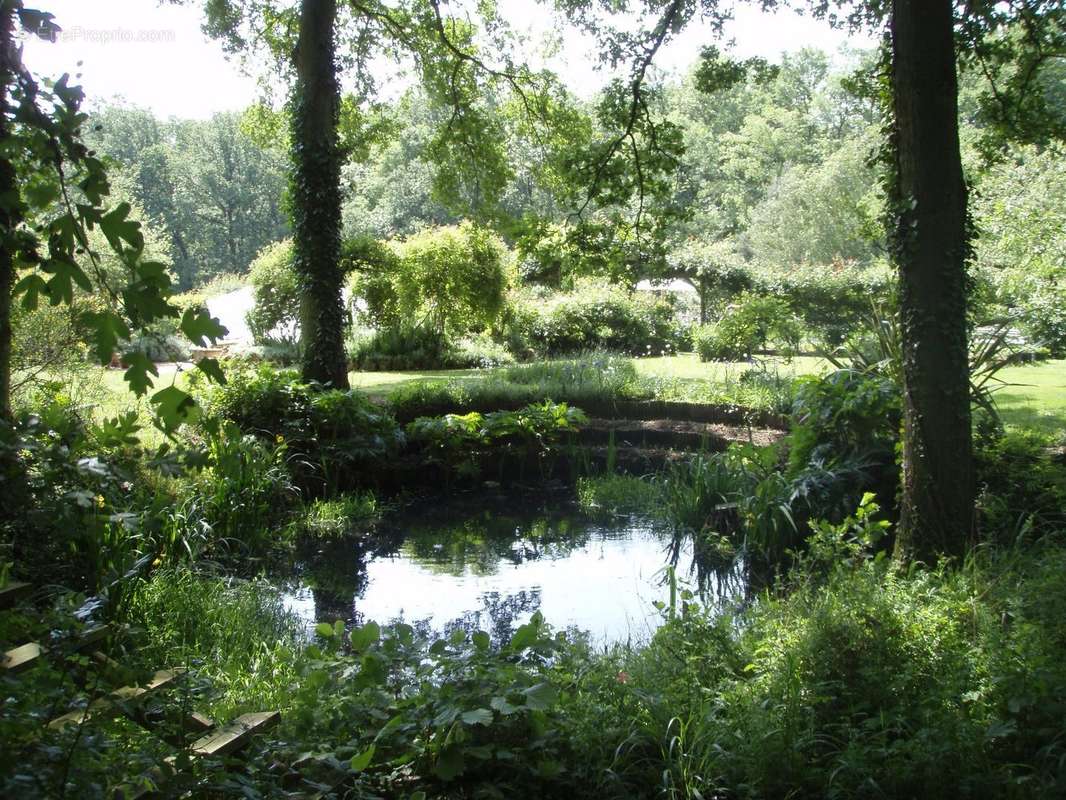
[292,0,349,389]
[890,0,974,560]
[0,2,18,421]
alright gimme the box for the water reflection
[286,490,738,643]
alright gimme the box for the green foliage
[693,292,801,361]
[167,419,298,560]
[504,352,642,400]
[385,353,649,422]
[603,539,1066,799]
[354,223,511,338]
[123,568,302,722]
[201,364,403,493]
[406,401,587,477]
[348,325,467,371]
[298,492,379,539]
[246,239,299,346]
[974,427,1066,537]
[1,23,226,421]
[284,612,573,796]
[787,369,901,521]
[505,280,682,358]
[789,369,901,476]
[576,474,662,519]
[972,144,1066,355]
[86,105,289,290]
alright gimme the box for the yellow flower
[95,495,106,509]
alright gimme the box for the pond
[283,490,737,644]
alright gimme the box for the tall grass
[123,568,302,723]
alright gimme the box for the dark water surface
[283,490,719,643]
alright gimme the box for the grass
[993,359,1066,438]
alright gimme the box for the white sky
[21,0,876,119]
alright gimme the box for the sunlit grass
[993,359,1066,438]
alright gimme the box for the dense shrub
[169,420,298,559]
[352,223,512,338]
[975,427,1066,536]
[504,280,682,358]
[752,263,893,348]
[787,369,901,521]
[693,292,801,361]
[246,239,299,346]
[349,325,466,371]
[201,364,403,493]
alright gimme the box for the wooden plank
[2,642,43,674]
[1,624,112,674]
[49,669,183,730]
[0,580,32,609]
[189,711,280,758]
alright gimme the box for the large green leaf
[150,386,198,434]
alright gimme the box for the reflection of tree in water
[349,590,542,647]
[666,526,747,605]
[442,589,543,646]
[295,537,370,624]
[385,510,594,577]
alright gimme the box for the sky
[21,0,877,120]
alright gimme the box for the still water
[284,490,708,643]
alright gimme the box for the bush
[504,280,682,358]
[974,428,1066,537]
[246,239,300,346]
[168,420,298,559]
[201,364,403,493]
[787,369,901,521]
[351,223,512,338]
[349,325,468,371]
[693,291,801,361]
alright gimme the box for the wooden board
[1,642,43,674]
[0,580,32,609]
[49,668,183,730]
[189,711,280,758]
[2,624,112,674]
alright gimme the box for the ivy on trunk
[890,0,974,559]
[292,0,349,389]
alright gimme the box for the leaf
[490,696,519,716]
[509,620,539,651]
[434,745,465,781]
[196,357,226,385]
[82,310,130,364]
[122,351,159,397]
[522,682,558,711]
[91,412,142,447]
[349,621,380,652]
[150,386,197,434]
[349,744,375,773]
[180,307,228,347]
[472,630,490,650]
[14,274,48,310]
[315,622,335,639]
[99,202,144,253]
[460,708,493,726]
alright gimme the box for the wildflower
[616,671,629,684]
[95,494,106,509]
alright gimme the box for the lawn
[993,359,1066,437]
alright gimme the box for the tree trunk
[0,3,18,421]
[292,0,349,389]
[890,0,974,560]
